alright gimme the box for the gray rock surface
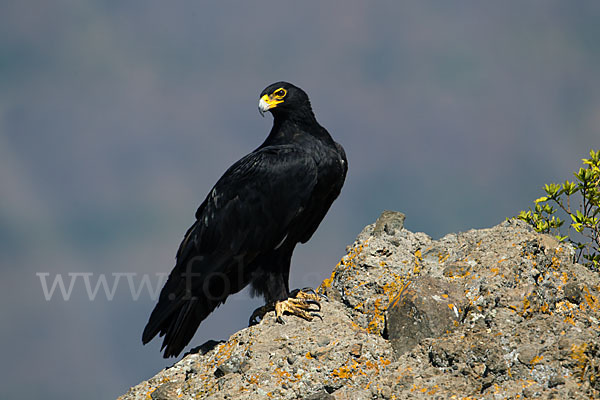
[119,212,600,399]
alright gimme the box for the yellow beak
[258,94,284,116]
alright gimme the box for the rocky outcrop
[119,212,600,399]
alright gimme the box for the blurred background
[1,1,599,399]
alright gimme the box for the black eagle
[142,82,347,358]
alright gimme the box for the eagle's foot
[248,287,325,326]
[275,287,323,324]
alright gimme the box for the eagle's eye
[273,88,287,98]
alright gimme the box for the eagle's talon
[272,288,323,323]
[301,287,317,295]
[302,299,321,311]
[248,313,261,326]
[248,303,274,326]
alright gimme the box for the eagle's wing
[142,145,318,357]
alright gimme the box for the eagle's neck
[261,106,334,147]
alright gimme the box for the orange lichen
[273,367,300,385]
[318,267,337,292]
[583,286,600,310]
[522,296,531,316]
[361,272,413,334]
[438,252,450,264]
[571,343,590,379]
[330,355,391,384]
[318,241,369,293]
[413,250,423,274]
[331,359,361,379]
[350,320,367,332]
[367,312,385,334]
[388,281,411,308]
[551,255,561,269]
[246,374,259,385]
[530,355,544,365]
[145,387,157,399]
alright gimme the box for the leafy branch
[517,149,600,270]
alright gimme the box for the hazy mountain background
[1,1,598,399]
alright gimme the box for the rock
[331,387,371,400]
[150,383,180,400]
[387,276,464,355]
[287,354,297,365]
[215,354,244,375]
[349,343,362,358]
[517,345,539,365]
[442,262,472,278]
[548,374,565,388]
[372,210,405,237]
[304,389,335,400]
[118,213,600,400]
[564,282,583,304]
[317,336,331,347]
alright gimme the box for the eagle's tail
[142,269,224,358]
